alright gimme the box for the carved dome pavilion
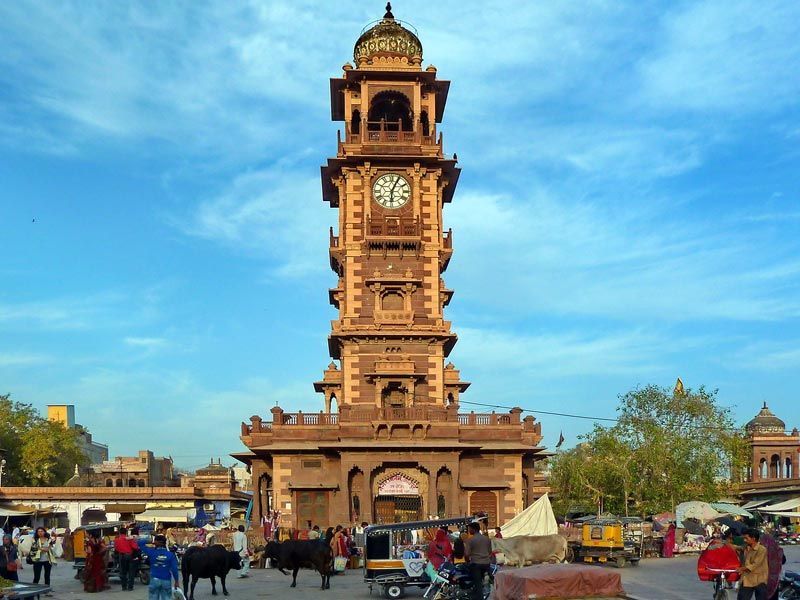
[354,3,422,68]
[745,402,786,434]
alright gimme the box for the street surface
[26,545,800,600]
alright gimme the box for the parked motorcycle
[779,571,800,599]
[423,562,497,600]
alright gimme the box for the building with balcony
[235,6,548,530]
[739,403,800,502]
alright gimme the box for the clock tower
[239,4,547,530]
[315,3,469,413]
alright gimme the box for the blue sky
[1,1,799,471]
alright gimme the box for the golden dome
[354,3,422,67]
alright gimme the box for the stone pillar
[427,467,438,519]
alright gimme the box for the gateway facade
[237,6,548,529]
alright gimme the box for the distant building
[66,450,179,488]
[739,403,800,502]
[232,466,252,493]
[47,404,109,465]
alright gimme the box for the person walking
[1,534,21,582]
[137,534,179,600]
[232,525,250,578]
[737,528,769,600]
[114,527,136,591]
[30,527,56,593]
[83,530,109,593]
[464,522,492,600]
[308,525,321,540]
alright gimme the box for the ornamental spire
[384,2,394,19]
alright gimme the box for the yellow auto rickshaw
[578,518,640,568]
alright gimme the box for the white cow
[491,534,568,567]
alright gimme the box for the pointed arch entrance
[372,469,425,524]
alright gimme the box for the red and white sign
[378,473,419,496]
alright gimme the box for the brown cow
[491,534,568,567]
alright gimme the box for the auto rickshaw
[72,521,150,584]
[364,517,470,599]
[578,517,640,568]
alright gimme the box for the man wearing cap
[137,534,180,600]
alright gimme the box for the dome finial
[762,401,768,409]
[384,2,394,19]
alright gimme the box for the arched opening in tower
[368,90,412,131]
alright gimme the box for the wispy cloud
[447,190,800,322]
[176,167,331,277]
[0,353,52,367]
[123,337,167,349]
[639,1,800,113]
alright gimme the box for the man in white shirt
[232,525,249,578]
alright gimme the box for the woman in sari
[83,531,109,593]
[759,532,784,600]
[663,523,676,558]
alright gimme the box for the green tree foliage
[0,394,87,486]
[549,383,749,517]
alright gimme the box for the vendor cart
[364,517,470,599]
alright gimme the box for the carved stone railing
[242,406,527,432]
[368,217,419,238]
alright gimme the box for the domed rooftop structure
[354,3,422,68]
[745,402,786,434]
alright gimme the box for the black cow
[181,544,242,600]
[265,540,332,590]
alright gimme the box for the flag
[556,431,565,448]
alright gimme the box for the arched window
[420,110,430,137]
[128,478,136,487]
[115,478,123,487]
[786,457,793,479]
[446,392,455,406]
[437,494,446,518]
[368,91,412,131]
[759,458,768,479]
[138,479,146,487]
[770,454,781,478]
[105,479,113,487]
[351,109,361,135]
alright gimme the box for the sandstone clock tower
[239,5,547,530]
[315,3,469,414]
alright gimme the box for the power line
[458,400,618,423]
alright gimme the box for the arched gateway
[235,5,548,530]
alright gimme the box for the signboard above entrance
[378,473,419,496]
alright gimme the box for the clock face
[372,173,411,209]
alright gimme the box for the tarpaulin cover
[676,501,726,526]
[741,499,772,510]
[491,563,625,600]
[758,497,800,512]
[697,543,741,582]
[711,503,753,519]
[501,493,558,538]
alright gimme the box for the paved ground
[21,545,800,600]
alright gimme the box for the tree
[0,394,87,486]
[549,382,749,517]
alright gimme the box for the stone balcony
[241,404,542,437]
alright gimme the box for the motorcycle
[779,571,800,599]
[423,562,497,600]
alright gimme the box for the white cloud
[446,190,800,322]
[639,1,800,113]
[0,353,52,367]
[454,326,667,378]
[177,167,331,277]
[123,337,167,349]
